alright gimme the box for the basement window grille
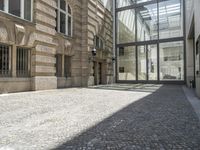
[0,44,11,77]
[16,47,30,77]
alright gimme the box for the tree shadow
[52,85,200,150]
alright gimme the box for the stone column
[12,45,17,77]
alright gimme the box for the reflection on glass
[137,0,154,4]
[159,0,183,39]
[116,0,136,8]
[137,3,158,41]
[148,45,157,80]
[118,46,136,80]
[0,0,4,10]
[160,41,184,80]
[117,9,135,44]
[9,0,20,17]
[138,46,147,80]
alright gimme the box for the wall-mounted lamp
[92,48,97,56]
[89,48,97,63]
[112,56,116,63]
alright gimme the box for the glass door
[137,44,158,81]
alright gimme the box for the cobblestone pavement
[0,84,200,150]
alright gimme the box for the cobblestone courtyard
[0,85,200,150]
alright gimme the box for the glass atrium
[115,0,185,83]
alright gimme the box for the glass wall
[117,9,135,44]
[118,46,136,80]
[136,3,158,41]
[148,44,157,80]
[116,0,185,82]
[138,46,147,80]
[159,41,184,80]
[159,0,183,39]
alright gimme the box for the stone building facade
[0,0,114,93]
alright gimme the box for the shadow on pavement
[52,85,200,150]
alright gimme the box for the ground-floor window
[56,54,62,77]
[56,54,71,78]
[0,44,11,77]
[16,47,30,77]
[64,56,71,78]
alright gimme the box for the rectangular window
[56,54,62,77]
[119,47,124,56]
[1,0,32,21]
[159,41,184,80]
[0,0,4,10]
[119,67,124,73]
[60,12,66,34]
[16,47,30,77]
[9,0,20,17]
[0,44,11,77]
[24,0,32,21]
[64,56,71,78]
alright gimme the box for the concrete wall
[185,0,200,97]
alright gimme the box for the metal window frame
[16,47,31,77]
[114,0,186,84]
[0,43,11,77]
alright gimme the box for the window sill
[56,32,73,40]
[0,11,35,26]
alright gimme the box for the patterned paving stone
[0,85,200,150]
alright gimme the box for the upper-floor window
[56,0,72,36]
[0,0,33,21]
[95,35,105,50]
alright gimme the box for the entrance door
[98,62,102,84]
[137,44,158,81]
[93,61,102,85]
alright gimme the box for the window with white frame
[56,0,72,36]
[0,0,33,21]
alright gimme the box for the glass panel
[116,0,136,8]
[68,16,72,36]
[137,3,158,41]
[137,0,154,4]
[117,9,135,44]
[68,5,71,14]
[138,46,147,80]
[148,44,157,80]
[159,0,183,39]
[60,12,66,34]
[60,0,66,11]
[0,0,4,10]
[24,0,32,21]
[118,46,136,80]
[9,0,20,17]
[159,41,184,80]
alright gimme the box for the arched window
[56,0,73,36]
